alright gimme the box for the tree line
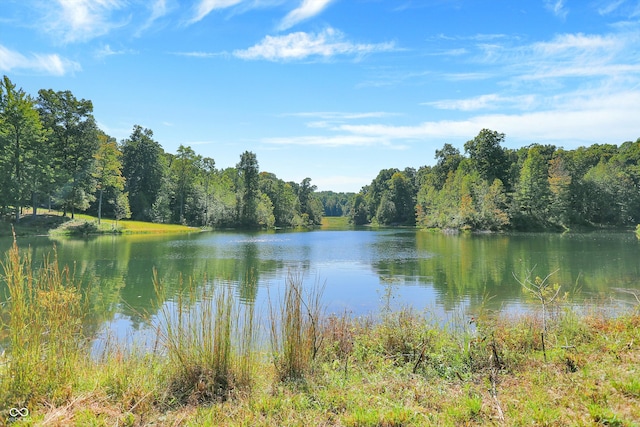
[4,75,639,231]
[351,128,640,230]
[0,76,323,228]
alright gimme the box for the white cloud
[425,94,538,111]
[285,111,399,120]
[233,27,395,61]
[189,0,244,24]
[137,0,171,35]
[597,0,626,15]
[532,32,619,55]
[41,0,126,43]
[95,44,137,58]
[0,44,81,76]
[336,89,640,146]
[171,51,228,58]
[263,134,383,147]
[545,0,569,20]
[278,0,335,31]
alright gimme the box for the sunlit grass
[1,208,199,237]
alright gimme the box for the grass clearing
[0,209,199,237]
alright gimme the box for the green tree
[298,177,323,225]
[515,145,551,225]
[236,151,260,227]
[0,76,50,221]
[121,125,166,221]
[171,145,202,224]
[464,129,509,185]
[37,88,99,218]
[114,191,132,225]
[93,132,126,224]
[259,172,299,227]
[257,193,275,228]
[477,179,510,230]
[547,155,572,227]
[366,168,399,221]
[375,193,396,225]
[389,171,415,225]
[351,192,369,225]
[201,157,216,225]
[433,143,463,190]
[583,160,637,225]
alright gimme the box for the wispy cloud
[171,51,228,58]
[514,32,638,82]
[0,44,81,75]
[425,94,538,111]
[337,88,640,145]
[597,0,626,15]
[263,135,384,147]
[284,111,399,120]
[95,44,137,59]
[234,27,395,61]
[40,0,126,43]
[137,0,171,35]
[278,0,335,31]
[545,0,569,20]
[189,0,244,24]
[266,84,640,151]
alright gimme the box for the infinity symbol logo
[9,407,29,417]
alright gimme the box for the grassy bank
[0,210,199,237]
[1,239,639,426]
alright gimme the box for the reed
[268,272,325,382]
[153,271,255,405]
[0,235,87,406]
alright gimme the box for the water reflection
[1,228,639,351]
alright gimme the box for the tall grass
[152,271,255,405]
[0,236,87,406]
[268,272,325,382]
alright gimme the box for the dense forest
[2,75,639,231]
[353,128,640,231]
[0,76,324,228]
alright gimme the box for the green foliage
[515,145,552,226]
[6,74,640,232]
[416,130,640,231]
[121,125,166,221]
[259,172,299,227]
[0,76,51,221]
[316,190,354,216]
[236,151,260,227]
[464,128,509,184]
[37,88,99,218]
[92,132,127,224]
[352,168,416,226]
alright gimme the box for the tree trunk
[32,192,38,218]
[98,188,103,225]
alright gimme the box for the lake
[1,221,639,350]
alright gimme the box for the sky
[1,0,640,192]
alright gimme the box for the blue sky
[1,0,639,192]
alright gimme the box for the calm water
[2,224,639,348]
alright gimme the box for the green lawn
[1,209,199,237]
